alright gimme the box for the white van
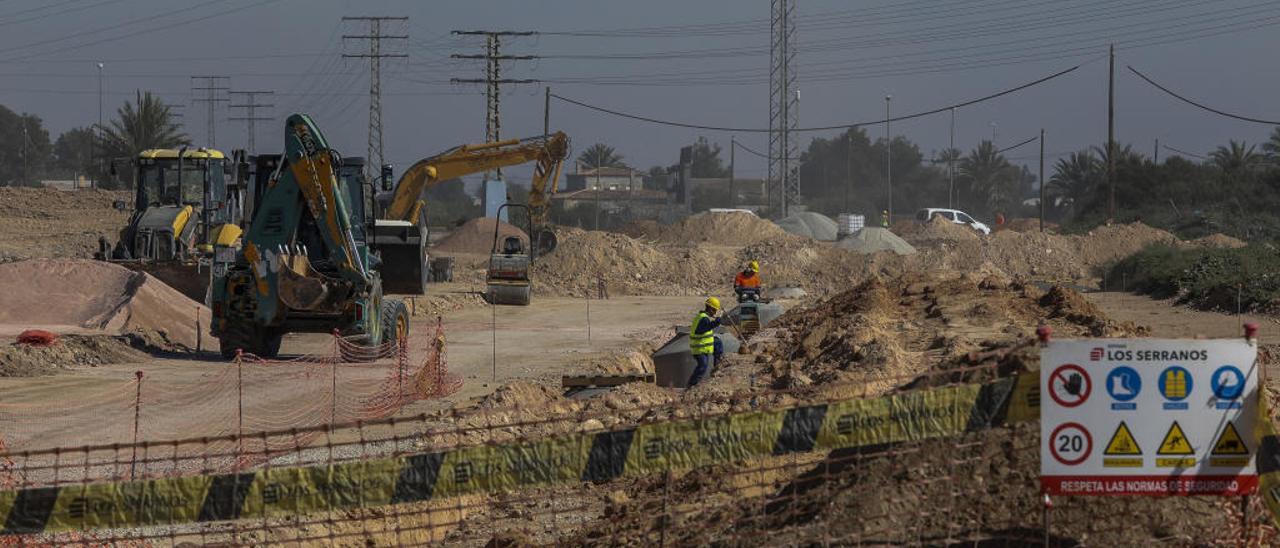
[914,208,991,235]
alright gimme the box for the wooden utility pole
[543,86,550,136]
[729,136,736,209]
[1107,44,1116,223]
[1039,129,1046,233]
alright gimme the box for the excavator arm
[382,131,569,223]
[373,131,569,295]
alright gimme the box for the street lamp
[885,94,892,223]
[990,121,997,145]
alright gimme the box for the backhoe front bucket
[535,229,557,256]
[114,260,210,304]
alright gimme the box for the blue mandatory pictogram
[1211,365,1245,401]
[1158,365,1192,410]
[1106,366,1141,410]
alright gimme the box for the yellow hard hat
[749,260,759,273]
[705,296,721,310]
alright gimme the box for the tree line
[572,126,1280,240]
[0,91,187,187]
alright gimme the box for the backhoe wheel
[381,298,410,352]
[218,322,283,360]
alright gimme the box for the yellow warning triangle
[1157,421,1194,455]
[1212,422,1249,455]
[1104,421,1142,455]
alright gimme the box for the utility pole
[543,86,551,136]
[1039,129,1046,233]
[95,62,103,189]
[343,15,409,179]
[1107,43,1116,223]
[730,136,736,209]
[191,75,230,147]
[451,30,538,178]
[1154,138,1159,163]
[948,107,955,209]
[228,90,274,154]
[768,0,798,217]
[885,94,892,222]
[845,133,852,213]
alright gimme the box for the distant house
[564,164,643,192]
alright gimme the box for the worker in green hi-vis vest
[688,296,723,387]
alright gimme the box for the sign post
[1040,338,1259,496]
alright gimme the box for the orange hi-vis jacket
[734,271,761,289]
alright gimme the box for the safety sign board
[1041,338,1258,496]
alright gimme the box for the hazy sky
[2,0,1277,188]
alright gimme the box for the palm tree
[958,141,1016,213]
[577,143,624,169]
[96,90,188,167]
[1048,150,1102,212]
[1209,140,1259,173]
[1261,127,1280,160]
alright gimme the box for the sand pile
[775,211,839,241]
[532,227,722,297]
[836,227,917,255]
[638,212,790,246]
[0,259,208,349]
[1001,218,1059,233]
[431,217,528,254]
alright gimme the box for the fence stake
[236,350,244,468]
[195,306,202,353]
[130,370,144,479]
[1042,493,1052,547]
[1241,494,1250,544]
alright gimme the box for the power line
[1127,65,1280,125]
[1162,144,1207,160]
[550,63,1082,133]
[993,135,1039,155]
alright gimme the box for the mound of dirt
[0,187,131,260]
[432,217,529,254]
[0,334,142,377]
[1001,217,1058,233]
[618,219,663,241]
[532,227,722,297]
[775,212,839,241]
[0,259,208,349]
[835,227,917,255]
[1186,233,1247,249]
[645,212,789,246]
[904,216,982,245]
[747,270,1146,396]
[1073,222,1177,268]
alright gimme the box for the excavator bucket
[535,228,557,256]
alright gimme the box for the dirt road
[0,291,697,452]
[1086,291,1277,339]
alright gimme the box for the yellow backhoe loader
[96,147,247,302]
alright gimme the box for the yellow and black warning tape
[8,371,1278,534]
[0,375,1035,534]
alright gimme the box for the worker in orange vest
[734,260,762,302]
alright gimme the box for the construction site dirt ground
[0,284,699,450]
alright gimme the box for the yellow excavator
[372,131,569,294]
